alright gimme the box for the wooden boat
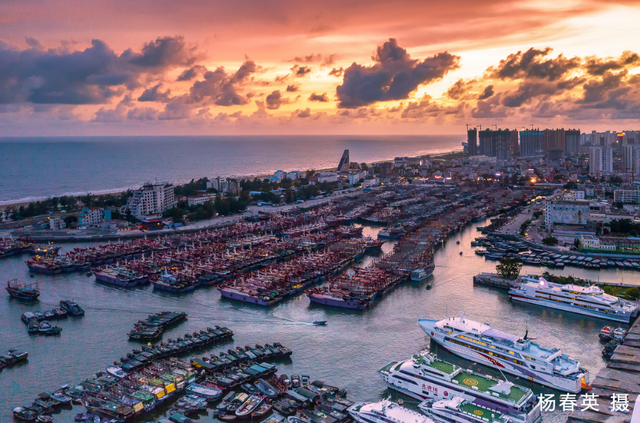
[252,401,273,419]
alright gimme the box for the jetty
[568,317,640,423]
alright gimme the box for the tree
[542,236,559,246]
[496,257,523,280]
[64,215,78,227]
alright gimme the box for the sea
[0,135,463,204]
[0,221,636,423]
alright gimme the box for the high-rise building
[589,146,613,176]
[564,129,581,154]
[478,129,512,160]
[510,130,519,156]
[543,129,565,154]
[124,182,176,218]
[337,149,350,172]
[519,130,544,158]
[467,128,478,156]
[623,145,640,174]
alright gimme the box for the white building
[544,200,592,227]
[287,171,302,180]
[274,170,287,181]
[571,190,585,200]
[78,206,106,227]
[348,171,362,185]
[580,235,616,251]
[622,145,640,174]
[589,146,613,176]
[614,189,640,204]
[317,171,339,183]
[589,212,638,224]
[49,217,66,230]
[124,182,176,219]
[207,177,228,193]
[187,195,215,206]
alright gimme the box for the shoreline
[0,148,463,209]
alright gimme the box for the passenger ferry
[418,317,589,393]
[379,352,540,423]
[419,396,512,423]
[508,277,639,323]
[347,399,433,423]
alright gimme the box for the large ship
[419,396,512,423]
[418,317,589,393]
[347,399,433,423]
[508,277,639,323]
[379,352,540,423]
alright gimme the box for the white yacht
[419,396,513,423]
[348,399,433,423]
[418,317,589,393]
[379,352,540,423]
[508,277,639,323]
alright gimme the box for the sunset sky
[1,0,640,135]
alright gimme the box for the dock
[472,272,518,290]
[567,318,640,423]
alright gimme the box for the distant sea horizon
[0,135,463,205]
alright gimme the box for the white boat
[106,365,126,379]
[348,399,433,423]
[418,317,589,393]
[508,277,639,323]
[419,396,512,423]
[186,382,222,400]
[378,352,540,423]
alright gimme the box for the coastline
[0,148,462,209]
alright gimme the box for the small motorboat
[36,415,54,423]
[252,401,273,419]
[52,308,68,318]
[255,378,279,399]
[38,321,62,336]
[236,395,264,419]
[312,321,327,326]
[106,365,126,379]
[614,327,628,342]
[599,326,613,342]
[291,375,300,388]
[43,310,56,320]
[51,391,72,405]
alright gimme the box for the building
[49,217,66,230]
[551,226,596,245]
[622,145,640,174]
[589,212,638,224]
[287,171,302,180]
[519,130,544,158]
[207,177,228,193]
[187,195,215,206]
[317,171,339,183]
[579,235,616,251]
[589,146,613,176]
[124,182,176,219]
[564,129,581,154]
[614,189,640,204]
[543,129,565,154]
[337,150,350,172]
[510,130,519,156]
[274,170,287,181]
[348,171,362,185]
[478,129,512,160]
[544,200,592,227]
[467,128,478,156]
[79,206,110,227]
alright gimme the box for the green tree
[496,257,523,280]
[64,215,78,227]
[542,236,559,246]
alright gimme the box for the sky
[1,0,640,136]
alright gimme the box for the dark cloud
[584,51,640,76]
[489,47,580,81]
[477,85,494,100]
[126,36,198,69]
[286,84,299,92]
[400,95,464,119]
[296,108,311,118]
[177,65,206,81]
[579,71,632,109]
[472,93,508,118]
[138,83,171,102]
[308,92,329,102]
[291,65,313,77]
[336,38,460,108]
[188,60,258,106]
[290,53,322,63]
[0,36,201,105]
[328,67,344,77]
[265,90,293,109]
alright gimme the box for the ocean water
[0,222,633,422]
[0,135,463,204]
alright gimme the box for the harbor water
[0,135,462,204]
[0,221,636,422]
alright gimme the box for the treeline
[607,219,640,237]
[6,191,132,220]
[164,194,248,223]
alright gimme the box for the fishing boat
[252,401,273,419]
[37,321,62,335]
[418,316,589,393]
[312,321,327,326]
[60,300,84,316]
[255,378,279,398]
[599,326,613,342]
[348,399,433,423]
[379,351,540,423]
[6,279,40,300]
[410,266,434,282]
[185,383,222,400]
[236,394,264,419]
[508,277,639,323]
[419,396,513,423]
[0,349,29,366]
[106,365,127,379]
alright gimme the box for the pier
[568,318,640,423]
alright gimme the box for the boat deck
[458,402,505,421]
[429,360,455,375]
[380,362,398,373]
[451,372,528,403]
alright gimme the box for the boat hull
[219,288,280,306]
[308,293,368,310]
